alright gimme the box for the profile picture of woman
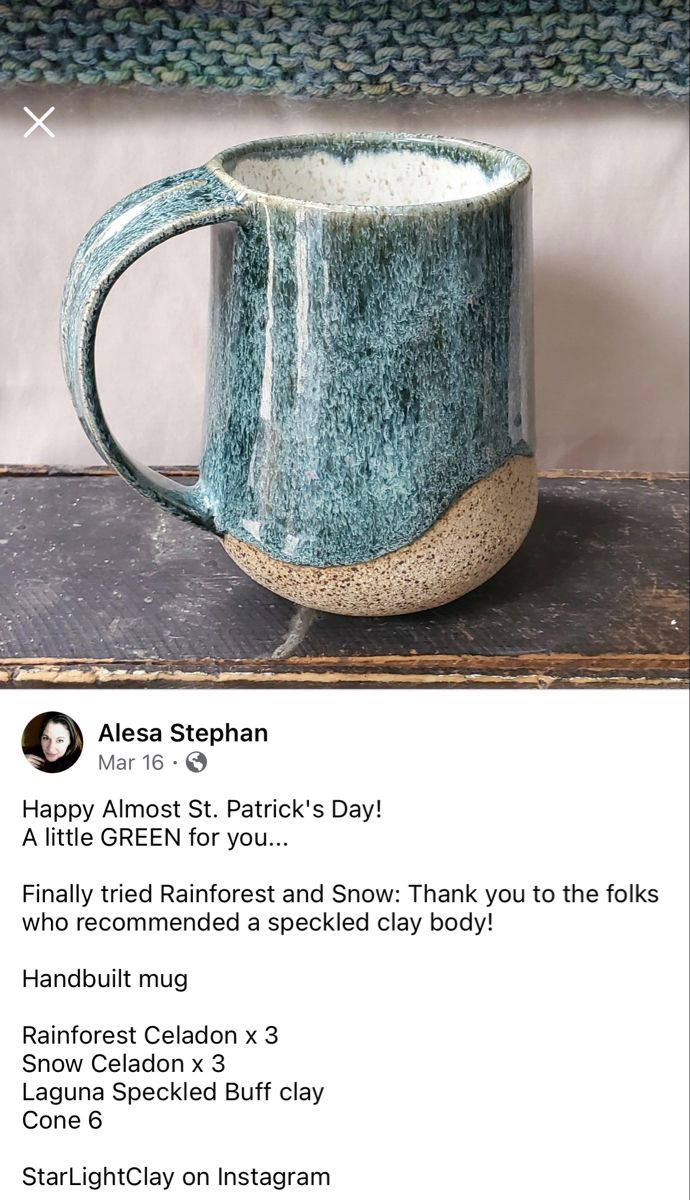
[22,712,83,773]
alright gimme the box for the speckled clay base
[223,454,537,616]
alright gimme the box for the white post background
[1,689,688,1197]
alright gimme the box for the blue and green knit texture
[0,1,687,101]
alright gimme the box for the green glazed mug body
[62,132,536,616]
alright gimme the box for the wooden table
[0,469,687,688]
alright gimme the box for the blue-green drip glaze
[201,143,533,566]
[61,135,533,566]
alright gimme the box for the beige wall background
[0,86,688,470]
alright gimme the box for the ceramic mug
[62,131,536,616]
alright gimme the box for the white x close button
[23,106,55,138]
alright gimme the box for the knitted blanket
[1,1,687,101]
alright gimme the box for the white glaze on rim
[207,131,532,216]
[229,149,516,207]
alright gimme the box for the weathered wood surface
[0,472,687,687]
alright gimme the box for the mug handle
[61,165,249,533]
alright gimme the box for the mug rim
[207,130,531,215]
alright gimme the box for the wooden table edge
[1,654,687,688]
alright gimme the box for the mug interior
[220,134,527,209]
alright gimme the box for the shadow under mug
[61,131,536,616]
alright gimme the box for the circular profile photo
[22,712,83,773]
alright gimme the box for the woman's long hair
[38,712,83,769]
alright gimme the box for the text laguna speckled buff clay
[61,131,536,616]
